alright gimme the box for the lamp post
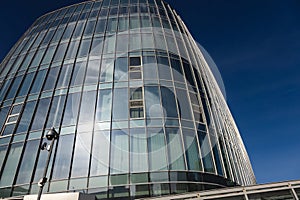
[37,128,59,200]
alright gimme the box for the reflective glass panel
[90,131,110,176]
[30,98,51,131]
[62,92,81,126]
[96,89,112,122]
[148,128,168,171]
[71,132,92,178]
[16,140,39,184]
[52,134,75,180]
[110,129,129,174]
[166,128,185,170]
[130,128,148,172]
[112,88,128,120]
[0,143,23,187]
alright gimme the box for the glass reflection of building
[0,0,256,199]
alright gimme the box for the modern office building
[0,0,255,199]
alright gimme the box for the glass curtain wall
[0,0,255,199]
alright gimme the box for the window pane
[62,93,81,126]
[114,57,128,81]
[19,52,35,71]
[107,18,118,33]
[42,29,55,45]
[160,86,178,118]
[30,70,47,94]
[170,58,184,83]
[103,35,116,54]
[145,86,162,118]
[96,89,112,122]
[31,48,46,67]
[52,26,66,42]
[112,88,128,120]
[30,98,51,131]
[166,128,185,170]
[116,34,128,52]
[53,43,68,62]
[16,140,39,184]
[78,91,97,123]
[42,67,60,91]
[65,40,80,60]
[183,129,202,171]
[142,34,154,49]
[90,37,104,57]
[143,56,157,80]
[0,79,12,102]
[32,32,46,49]
[148,129,168,171]
[154,33,167,51]
[41,45,56,65]
[46,95,66,128]
[84,20,96,36]
[130,34,141,51]
[130,16,140,29]
[100,59,114,83]
[90,131,110,176]
[110,129,129,174]
[71,132,92,178]
[176,89,193,120]
[118,17,129,32]
[0,107,10,132]
[52,134,74,180]
[85,59,100,84]
[5,76,22,100]
[15,101,37,134]
[129,57,141,66]
[0,146,8,170]
[157,56,171,80]
[130,128,148,172]
[95,19,107,34]
[0,143,23,187]
[130,87,142,100]
[17,73,34,97]
[70,61,86,87]
[198,131,215,173]
[72,21,86,38]
[78,39,92,57]
[56,64,73,88]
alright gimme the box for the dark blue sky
[0,0,299,184]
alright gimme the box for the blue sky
[0,0,299,184]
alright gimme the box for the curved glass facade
[0,0,255,199]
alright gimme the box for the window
[148,128,168,171]
[1,104,23,136]
[166,128,186,170]
[130,87,144,119]
[0,143,23,187]
[129,56,142,80]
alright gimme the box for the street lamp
[37,128,59,200]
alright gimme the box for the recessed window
[130,57,141,66]
[129,57,142,80]
[1,104,23,136]
[130,87,144,119]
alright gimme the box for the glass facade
[0,0,255,199]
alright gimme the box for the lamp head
[46,128,59,140]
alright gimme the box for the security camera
[46,128,59,141]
